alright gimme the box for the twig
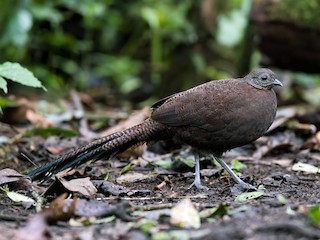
[0,214,28,222]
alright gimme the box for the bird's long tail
[28,118,167,180]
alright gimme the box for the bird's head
[246,68,283,90]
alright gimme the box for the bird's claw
[237,182,257,191]
[188,180,209,191]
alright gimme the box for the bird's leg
[188,153,209,190]
[211,155,257,191]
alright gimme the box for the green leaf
[276,194,288,205]
[209,203,229,217]
[0,96,18,115]
[7,191,35,205]
[1,9,32,46]
[152,230,189,240]
[92,215,116,224]
[231,159,247,171]
[153,159,172,170]
[235,191,264,202]
[0,97,19,107]
[103,173,109,181]
[24,127,77,138]
[137,220,157,234]
[0,62,46,91]
[0,76,7,93]
[200,203,229,219]
[308,205,320,226]
[180,156,195,168]
[141,7,160,29]
[120,163,133,174]
[174,153,195,168]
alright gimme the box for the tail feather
[28,118,166,180]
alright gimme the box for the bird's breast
[172,86,277,152]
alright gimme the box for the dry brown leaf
[0,168,31,186]
[58,177,97,196]
[26,109,52,128]
[45,194,77,223]
[155,181,167,191]
[0,98,32,124]
[91,180,129,196]
[15,194,77,239]
[271,159,293,168]
[253,132,302,159]
[116,172,156,184]
[302,131,320,150]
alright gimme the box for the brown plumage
[28,68,282,189]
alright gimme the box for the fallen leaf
[170,198,200,229]
[308,205,320,226]
[58,177,97,196]
[45,194,77,224]
[154,176,173,191]
[6,191,35,205]
[272,158,293,168]
[91,180,129,196]
[253,132,302,159]
[292,162,319,174]
[26,109,52,128]
[235,191,264,202]
[303,131,320,150]
[120,163,134,174]
[0,168,31,186]
[116,172,156,184]
[200,203,229,219]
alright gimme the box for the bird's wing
[151,80,234,128]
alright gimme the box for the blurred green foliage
[0,0,199,95]
[0,0,248,99]
[270,0,320,27]
[0,61,46,113]
[0,0,319,105]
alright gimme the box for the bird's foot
[187,153,209,190]
[211,155,258,192]
[231,181,260,196]
[234,181,257,191]
[188,179,209,190]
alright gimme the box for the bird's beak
[273,78,283,87]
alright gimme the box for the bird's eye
[261,75,268,81]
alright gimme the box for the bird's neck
[247,80,271,90]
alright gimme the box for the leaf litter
[0,98,319,239]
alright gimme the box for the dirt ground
[0,111,320,240]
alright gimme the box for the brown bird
[28,68,282,190]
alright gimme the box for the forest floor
[0,97,319,240]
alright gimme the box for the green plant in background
[0,0,318,104]
[0,62,46,113]
[308,205,320,226]
[138,0,194,84]
[270,0,320,27]
[0,0,195,95]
